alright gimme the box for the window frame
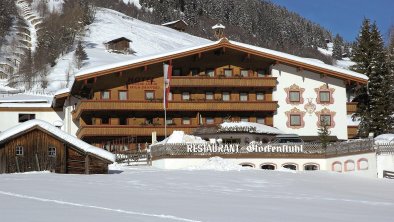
[240,117,249,122]
[182,92,190,101]
[224,68,233,77]
[240,92,248,101]
[182,117,191,125]
[257,117,265,124]
[205,92,214,100]
[240,69,249,77]
[319,91,331,103]
[206,68,215,77]
[290,114,301,126]
[257,69,266,77]
[222,92,230,101]
[101,90,110,100]
[289,91,301,102]
[206,117,215,125]
[145,91,155,100]
[101,117,110,125]
[48,146,56,157]
[118,90,128,100]
[319,114,332,126]
[16,145,23,156]
[256,92,265,101]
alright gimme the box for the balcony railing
[347,102,357,114]
[171,76,277,87]
[76,125,195,139]
[73,100,278,119]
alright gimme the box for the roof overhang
[71,38,367,92]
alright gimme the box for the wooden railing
[76,125,196,139]
[171,76,277,87]
[73,100,278,119]
[347,102,358,114]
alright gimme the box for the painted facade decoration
[284,84,305,105]
[315,107,336,128]
[315,84,335,105]
[304,98,316,115]
[285,107,306,129]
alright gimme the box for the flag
[163,62,172,109]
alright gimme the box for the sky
[269,0,394,42]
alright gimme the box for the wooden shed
[0,120,114,174]
[104,37,134,54]
[161,20,188,32]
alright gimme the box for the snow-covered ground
[0,164,393,222]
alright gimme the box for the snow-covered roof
[219,122,284,135]
[0,119,115,162]
[0,93,53,108]
[54,88,70,96]
[212,23,225,29]
[75,38,367,83]
[162,20,188,26]
[154,131,207,145]
[374,134,394,145]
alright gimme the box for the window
[118,91,127,100]
[240,93,248,101]
[166,118,173,125]
[206,117,214,125]
[145,91,155,100]
[222,92,230,101]
[319,91,330,103]
[240,117,249,122]
[304,164,319,171]
[320,114,331,126]
[16,146,23,156]
[190,68,199,76]
[289,91,300,102]
[182,92,190,101]
[168,92,173,101]
[206,92,213,100]
[261,164,275,170]
[290,115,301,126]
[257,117,265,124]
[48,147,56,157]
[101,91,110,100]
[182,117,191,125]
[256,92,265,101]
[119,117,128,125]
[18,114,35,123]
[257,70,266,77]
[240,70,249,77]
[283,164,297,170]
[224,69,233,77]
[173,68,182,76]
[101,117,110,124]
[206,69,215,77]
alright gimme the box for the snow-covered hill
[0,165,393,221]
[46,7,211,91]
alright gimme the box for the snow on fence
[150,139,380,159]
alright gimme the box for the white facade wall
[271,64,348,140]
[63,97,80,136]
[152,152,379,178]
[0,110,64,132]
[377,154,394,178]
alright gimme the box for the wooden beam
[85,154,90,174]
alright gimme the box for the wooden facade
[0,126,112,174]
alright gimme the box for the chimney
[212,23,226,40]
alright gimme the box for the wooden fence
[150,139,382,159]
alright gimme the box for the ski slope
[0,165,393,222]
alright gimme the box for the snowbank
[220,121,284,134]
[155,131,207,145]
[185,157,244,171]
[0,119,115,162]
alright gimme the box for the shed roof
[0,120,115,162]
[105,37,132,44]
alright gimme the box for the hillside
[45,7,210,91]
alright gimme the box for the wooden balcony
[347,102,357,114]
[348,126,358,139]
[76,125,195,139]
[73,100,278,119]
[171,76,277,88]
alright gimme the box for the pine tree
[74,41,88,69]
[351,19,394,137]
[318,119,330,149]
[332,34,343,60]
